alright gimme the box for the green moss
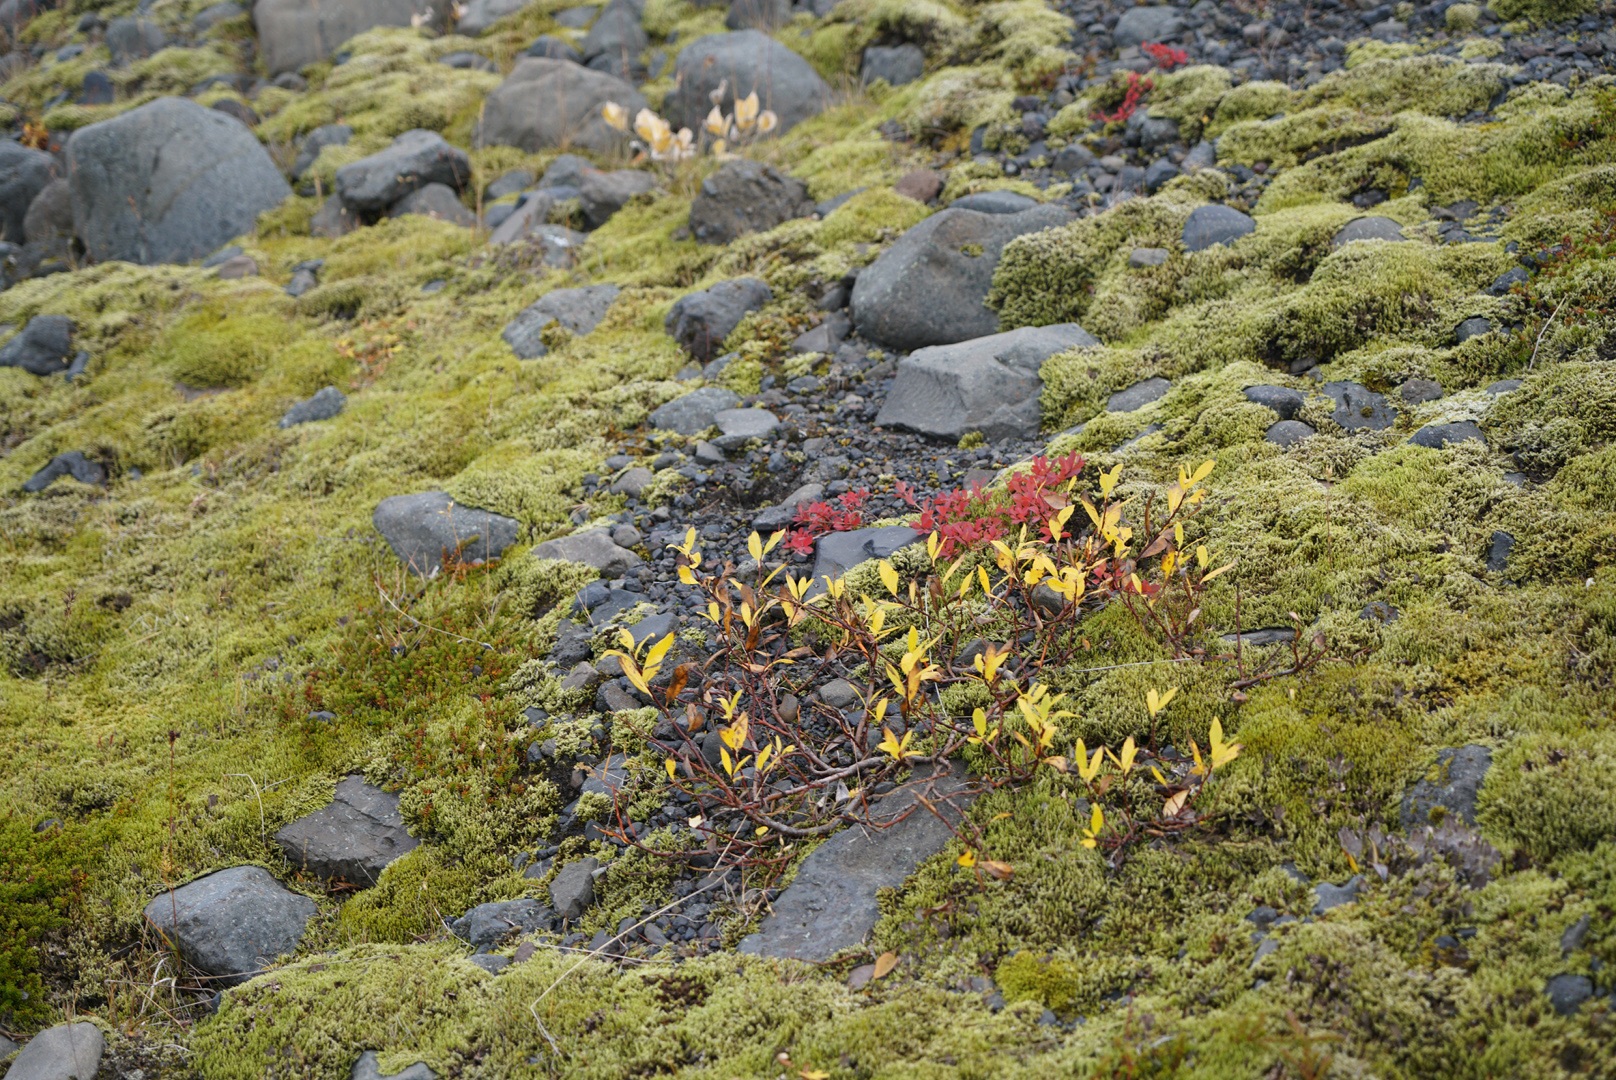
[1490,0,1596,22]
[1478,730,1616,860]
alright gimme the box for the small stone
[1545,973,1594,1016]
[22,451,107,493]
[1485,379,1522,395]
[1107,377,1170,412]
[712,407,779,448]
[452,899,552,948]
[550,857,601,919]
[893,169,945,203]
[0,315,74,376]
[532,528,642,577]
[860,43,925,87]
[2,1023,103,1080]
[610,467,654,497]
[279,386,346,428]
[214,253,258,278]
[1486,530,1514,574]
[1322,381,1395,432]
[1311,876,1362,915]
[1251,937,1280,967]
[665,278,772,363]
[387,183,475,227]
[1244,384,1304,420]
[650,387,744,435]
[1128,246,1169,268]
[275,775,419,887]
[1561,914,1591,956]
[819,678,859,710]
[1331,216,1405,247]
[1401,745,1492,829]
[1454,316,1493,343]
[1143,158,1180,194]
[1398,378,1443,404]
[372,492,520,576]
[1181,204,1255,252]
[1488,266,1529,296]
[1410,421,1485,449]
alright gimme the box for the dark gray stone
[455,0,528,35]
[950,190,1039,215]
[850,204,1073,350]
[665,278,772,363]
[791,311,850,354]
[1311,876,1362,915]
[1545,974,1594,1016]
[524,35,584,63]
[310,195,362,238]
[1050,143,1096,175]
[387,183,474,226]
[22,451,107,493]
[277,383,344,426]
[555,4,599,29]
[1454,316,1493,343]
[1332,216,1405,247]
[1322,381,1395,431]
[1265,420,1315,446]
[578,168,658,228]
[452,899,553,947]
[0,315,74,376]
[1182,204,1255,252]
[502,284,621,358]
[1113,6,1183,47]
[689,159,814,245]
[253,0,447,74]
[1486,530,1514,574]
[1221,627,1297,647]
[582,0,647,62]
[1410,421,1485,448]
[649,386,743,435]
[485,169,535,201]
[78,70,115,106]
[194,2,246,32]
[1399,378,1443,403]
[336,130,469,213]
[1107,377,1170,412]
[810,525,923,589]
[875,323,1097,442]
[275,775,419,887]
[1127,246,1169,268]
[0,140,56,244]
[737,767,971,960]
[65,97,291,265]
[1143,158,1180,193]
[106,17,167,65]
[212,99,262,129]
[624,611,675,647]
[752,482,824,531]
[532,528,642,577]
[550,857,600,919]
[713,407,779,448]
[579,753,629,797]
[1184,139,1217,170]
[350,1050,436,1080]
[475,58,646,155]
[727,0,792,30]
[2,1023,103,1080]
[664,31,830,135]
[1401,745,1492,829]
[1125,110,1179,150]
[142,866,315,985]
[860,42,924,86]
[609,467,653,497]
[1488,266,1529,296]
[1485,379,1522,395]
[1244,384,1304,420]
[372,492,521,576]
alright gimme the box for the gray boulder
[850,204,1072,350]
[106,17,167,64]
[1181,204,1255,252]
[1545,973,1594,1016]
[1244,384,1304,420]
[664,31,830,136]
[452,898,553,946]
[712,407,779,448]
[950,190,1038,215]
[1332,216,1405,247]
[387,183,475,226]
[279,385,346,427]
[1322,381,1395,431]
[1265,420,1315,446]
[549,856,600,919]
[1401,745,1491,829]
[727,0,792,30]
[310,196,361,238]
[454,0,528,35]
[0,315,74,375]
[142,866,316,985]
[0,140,56,244]
[1410,421,1485,448]
[578,168,658,229]
[665,277,772,362]
[65,97,291,265]
[475,58,646,155]
[648,386,743,435]
[875,323,1097,442]
[1454,316,1493,343]
[1311,876,1362,915]
[372,492,521,575]
[336,130,470,214]
[688,158,813,245]
[811,525,922,589]
[485,168,535,200]
[503,284,620,358]
[581,0,646,63]
[523,34,583,62]
[2,1023,103,1080]
[350,1051,436,1080]
[253,0,449,75]
[532,527,642,576]
[275,775,419,886]
[291,123,353,178]
[860,43,924,87]
[1113,6,1183,47]
[22,451,106,493]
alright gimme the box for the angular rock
[550,856,600,919]
[874,323,1097,442]
[1454,316,1493,343]
[1400,745,1492,829]
[387,183,474,226]
[532,528,642,577]
[2,1023,103,1080]
[689,158,814,245]
[894,169,944,203]
[350,1050,436,1080]
[1244,384,1304,420]
[1399,377,1443,403]
[0,315,74,376]
[453,898,553,947]
[253,0,448,74]
[950,190,1039,215]
[1128,246,1169,268]
[212,99,261,129]
[1486,530,1514,574]
[791,311,850,354]
[1181,204,1255,252]
[372,492,521,576]
[578,167,658,229]
[581,0,646,63]
[664,30,830,135]
[811,525,923,588]
[1410,421,1484,449]
[649,386,743,435]
[310,196,361,239]
[0,140,57,244]
[1265,419,1315,446]
[665,277,772,363]
[293,124,353,179]
[106,17,167,65]
[279,386,346,428]
[24,177,74,263]
[851,205,1072,351]
[1311,875,1362,915]
[485,169,535,201]
[275,775,418,887]
[1545,974,1594,1016]
[454,0,528,35]
[609,466,653,497]
[475,58,647,155]
[143,866,315,985]
[336,130,469,214]
[22,451,106,493]
[65,97,291,265]
[712,407,779,449]
[1143,157,1179,193]
[737,767,971,960]
[1332,216,1405,247]
[752,482,824,531]
[579,753,629,797]
[1322,381,1395,432]
[502,284,621,359]
[214,253,259,278]
[1107,377,1170,412]
[860,42,924,86]
[1114,5,1183,47]
[524,34,583,62]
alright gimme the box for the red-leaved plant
[783,488,870,556]
[897,452,1086,559]
[1142,42,1190,71]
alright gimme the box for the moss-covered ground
[3,0,1616,1076]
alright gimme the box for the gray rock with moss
[665,277,772,363]
[578,168,658,229]
[663,30,830,135]
[454,0,527,35]
[649,386,743,434]
[550,856,600,919]
[861,43,924,87]
[1322,381,1395,431]
[1113,5,1183,47]
[503,284,621,358]
[276,775,419,886]
[279,386,346,427]
[106,17,166,64]
[253,0,449,74]
[875,323,1097,442]
[292,123,352,179]
[0,315,73,375]
[850,205,1073,351]
[350,1050,436,1079]
[143,866,316,985]
[689,159,814,245]
[581,0,647,65]
[386,183,475,226]
[1181,204,1256,252]
[65,97,292,265]
[1401,745,1491,828]
[23,451,106,493]
[3,1022,102,1080]
[372,492,521,576]
[336,131,470,214]
[810,525,923,588]
[475,58,647,155]
[531,527,641,576]
[0,140,56,244]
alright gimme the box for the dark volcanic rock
[279,386,346,428]
[503,284,621,358]
[372,492,521,576]
[143,866,315,985]
[275,774,419,887]
[689,159,813,245]
[22,451,106,493]
[387,183,475,226]
[336,130,470,213]
[1181,204,1256,252]
[254,0,447,74]
[811,525,923,589]
[1400,745,1492,829]
[1244,384,1304,420]
[665,278,772,362]
[532,527,642,577]
[663,30,830,135]
[475,58,647,155]
[0,315,74,375]
[0,140,57,244]
[1322,381,1395,431]
[861,43,924,87]
[1410,421,1485,449]
[649,386,744,435]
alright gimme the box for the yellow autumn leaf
[872,951,899,979]
[878,560,899,596]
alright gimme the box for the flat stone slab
[649,386,742,435]
[1322,381,1395,432]
[1107,377,1170,412]
[501,284,620,359]
[276,775,419,887]
[3,1023,103,1080]
[1266,420,1315,446]
[143,865,315,985]
[737,768,972,961]
[1400,745,1492,829]
[712,407,779,448]
[809,525,923,592]
[351,1050,437,1080]
[372,492,520,576]
[1410,421,1485,448]
[531,528,641,577]
[1243,384,1304,420]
